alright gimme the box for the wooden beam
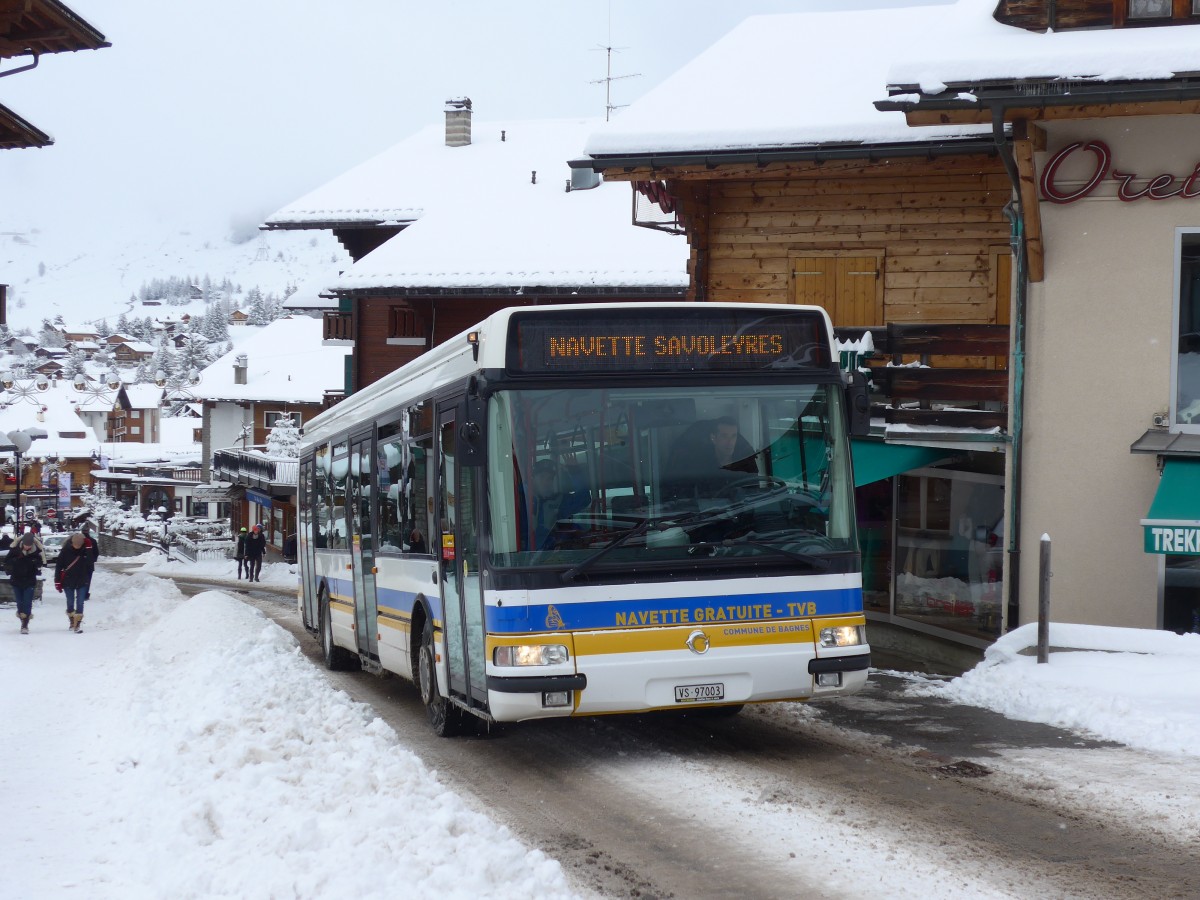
[1011,119,1044,283]
[906,99,1200,128]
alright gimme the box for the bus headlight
[493,644,569,667]
[819,625,865,649]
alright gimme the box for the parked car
[40,533,69,564]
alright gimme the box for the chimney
[234,354,248,385]
[445,97,472,147]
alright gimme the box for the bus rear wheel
[320,594,358,671]
[418,619,465,737]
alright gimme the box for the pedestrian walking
[234,526,249,579]
[78,523,99,605]
[55,532,96,633]
[6,532,43,634]
[245,523,266,582]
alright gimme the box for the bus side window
[314,445,331,549]
[407,434,434,555]
[378,425,405,552]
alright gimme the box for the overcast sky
[0,0,948,245]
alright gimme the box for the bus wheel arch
[416,615,465,737]
[319,586,359,672]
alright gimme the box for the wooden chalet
[576,6,1017,658]
[265,100,687,394]
[0,0,109,149]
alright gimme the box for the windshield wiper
[687,536,831,570]
[560,517,655,583]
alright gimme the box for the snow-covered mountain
[0,223,348,333]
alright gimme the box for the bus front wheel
[418,619,465,737]
[320,594,358,671]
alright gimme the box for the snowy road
[197,578,1200,900]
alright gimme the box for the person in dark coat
[6,532,43,634]
[0,533,12,551]
[234,526,249,579]
[55,532,96,633]
[244,523,266,582]
[77,523,99,603]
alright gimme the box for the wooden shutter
[790,252,883,327]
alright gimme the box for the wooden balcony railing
[835,323,1011,431]
[323,311,353,343]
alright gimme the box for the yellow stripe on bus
[573,621,815,655]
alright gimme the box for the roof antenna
[590,1,640,122]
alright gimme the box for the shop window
[895,471,1004,639]
[1173,230,1200,428]
[1164,555,1200,633]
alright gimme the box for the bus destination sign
[509,308,831,374]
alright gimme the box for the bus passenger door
[299,458,318,630]
[438,404,487,707]
[349,437,379,661]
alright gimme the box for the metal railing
[212,448,298,488]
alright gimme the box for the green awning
[1142,459,1200,554]
[851,439,959,487]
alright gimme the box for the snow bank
[0,571,574,900]
[907,623,1200,757]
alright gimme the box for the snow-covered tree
[266,414,301,458]
[61,347,88,378]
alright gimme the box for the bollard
[1037,533,1051,663]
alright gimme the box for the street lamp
[7,430,31,521]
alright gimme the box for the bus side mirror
[845,370,871,437]
[458,396,487,467]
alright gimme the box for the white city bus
[297,302,871,735]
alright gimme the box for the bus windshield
[486,383,856,571]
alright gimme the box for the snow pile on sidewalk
[136,551,299,588]
[907,622,1200,757]
[0,571,575,900]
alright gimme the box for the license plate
[674,682,724,703]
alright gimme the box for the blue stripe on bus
[484,586,863,633]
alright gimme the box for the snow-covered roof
[886,0,1200,92]
[123,384,163,410]
[192,316,349,404]
[264,121,444,228]
[327,118,686,292]
[118,341,155,354]
[280,272,337,311]
[582,6,993,161]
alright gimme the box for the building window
[1129,0,1172,17]
[264,411,294,429]
[1173,229,1200,428]
[131,426,141,435]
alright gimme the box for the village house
[264,100,688,394]
[195,316,349,549]
[875,0,1200,636]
